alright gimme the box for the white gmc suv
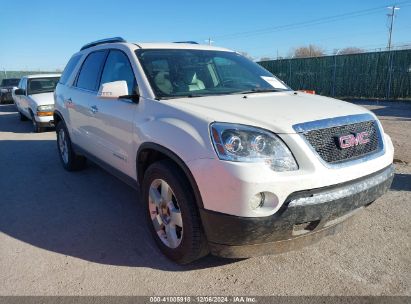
[54,37,394,264]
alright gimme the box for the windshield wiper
[155,93,205,100]
[237,88,287,95]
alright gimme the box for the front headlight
[0,89,8,93]
[37,104,54,112]
[210,122,298,172]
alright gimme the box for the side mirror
[14,88,25,96]
[97,80,139,103]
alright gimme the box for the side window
[76,51,107,91]
[60,54,82,85]
[100,50,136,95]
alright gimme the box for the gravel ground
[0,101,410,296]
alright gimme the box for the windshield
[1,78,20,87]
[27,77,60,95]
[135,49,290,99]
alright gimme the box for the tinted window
[1,78,20,86]
[27,77,60,95]
[100,50,136,94]
[76,51,107,91]
[60,54,82,85]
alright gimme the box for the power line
[210,1,411,41]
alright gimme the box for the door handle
[64,98,73,108]
[90,105,98,114]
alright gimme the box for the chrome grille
[303,120,380,163]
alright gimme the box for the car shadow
[0,104,54,134]
[0,104,17,113]
[347,100,411,122]
[0,139,241,271]
[391,173,411,192]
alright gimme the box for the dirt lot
[0,101,410,296]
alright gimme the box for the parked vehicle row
[0,78,20,104]
[13,74,60,132]
[48,37,394,264]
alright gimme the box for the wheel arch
[137,142,204,209]
[53,110,64,126]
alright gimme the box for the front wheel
[142,160,208,264]
[56,121,86,171]
[31,113,45,133]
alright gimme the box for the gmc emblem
[338,132,370,149]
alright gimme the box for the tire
[19,112,28,121]
[31,112,45,133]
[142,160,209,264]
[56,121,87,171]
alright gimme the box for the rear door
[86,49,138,177]
[69,50,108,151]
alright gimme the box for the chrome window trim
[293,114,385,169]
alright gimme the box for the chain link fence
[258,49,411,100]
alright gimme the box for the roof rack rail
[173,41,199,44]
[80,37,126,51]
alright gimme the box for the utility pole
[206,37,214,45]
[386,5,400,100]
[387,5,400,51]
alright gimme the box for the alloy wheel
[148,179,183,249]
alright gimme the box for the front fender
[136,116,215,163]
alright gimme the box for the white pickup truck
[13,74,60,132]
[54,38,394,264]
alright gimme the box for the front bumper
[36,115,55,128]
[200,164,394,258]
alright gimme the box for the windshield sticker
[261,76,287,89]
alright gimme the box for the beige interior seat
[154,72,173,94]
[187,73,205,91]
[181,69,205,91]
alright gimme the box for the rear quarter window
[59,54,82,85]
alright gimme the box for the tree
[238,51,254,61]
[260,57,273,61]
[338,47,364,55]
[291,44,325,58]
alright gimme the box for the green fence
[258,49,411,100]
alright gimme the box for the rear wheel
[142,160,208,264]
[56,121,86,171]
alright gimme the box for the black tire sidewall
[31,112,42,133]
[56,121,78,171]
[142,160,204,264]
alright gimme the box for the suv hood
[167,92,373,133]
[28,92,55,106]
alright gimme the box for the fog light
[249,192,265,210]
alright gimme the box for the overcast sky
[1,0,410,70]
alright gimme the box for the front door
[87,49,138,177]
